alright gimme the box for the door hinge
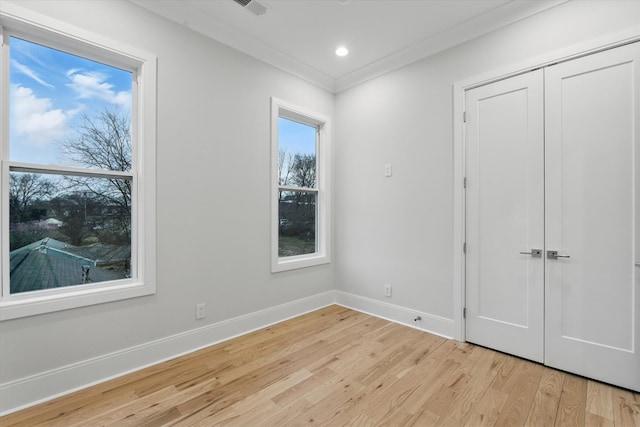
[463,242,467,254]
[463,177,467,189]
[463,111,467,123]
[463,307,466,318]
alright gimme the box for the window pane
[9,37,132,170]
[278,190,317,257]
[9,171,131,294]
[278,117,316,188]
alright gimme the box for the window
[271,98,330,272]
[1,7,156,320]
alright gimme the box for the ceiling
[130,0,568,92]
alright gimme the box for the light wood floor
[2,305,639,426]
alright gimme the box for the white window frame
[0,4,157,320]
[271,97,330,272]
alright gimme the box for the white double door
[465,42,640,391]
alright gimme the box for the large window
[1,6,156,320]
[271,98,330,272]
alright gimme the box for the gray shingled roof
[9,238,128,294]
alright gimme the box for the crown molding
[334,0,569,92]
[133,0,568,94]
[130,0,336,92]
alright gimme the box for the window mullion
[9,162,134,180]
[278,185,317,193]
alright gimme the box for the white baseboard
[1,290,457,415]
[335,291,456,340]
[0,291,336,416]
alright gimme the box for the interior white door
[465,69,545,362]
[545,42,640,392]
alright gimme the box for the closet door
[545,42,640,391]
[465,70,545,362]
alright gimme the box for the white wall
[0,0,335,413]
[334,0,640,335]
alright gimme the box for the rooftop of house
[9,238,129,294]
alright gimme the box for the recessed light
[335,46,349,57]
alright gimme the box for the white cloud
[11,85,72,146]
[11,60,54,89]
[66,69,131,108]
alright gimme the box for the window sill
[0,280,155,321]
[272,253,330,273]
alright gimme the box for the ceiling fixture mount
[232,0,267,16]
[335,46,349,57]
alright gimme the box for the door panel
[545,42,640,391]
[465,70,544,362]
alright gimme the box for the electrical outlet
[384,164,393,177]
[384,284,392,297]
[195,303,206,320]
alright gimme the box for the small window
[1,9,156,320]
[271,98,330,272]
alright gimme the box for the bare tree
[277,151,317,242]
[278,148,294,187]
[60,109,132,242]
[63,110,131,172]
[61,110,131,208]
[291,153,316,188]
[54,193,91,246]
[9,173,55,223]
[278,149,316,189]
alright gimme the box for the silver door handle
[636,262,640,268]
[519,249,542,257]
[547,250,570,259]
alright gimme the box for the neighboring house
[10,218,62,231]
[43,218,63,228]
[9,238,128,294]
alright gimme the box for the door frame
[451,26,640,342]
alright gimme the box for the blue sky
[9,36,132,166]
[278,117,316,157]
[10,35,314,171]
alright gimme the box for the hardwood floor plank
[612,386,640,426]
[438,346,507,426]
[584,412,615,427]
[137,407,182,427]
[494,360,544,427]
[78,385,179,427]
[586,380,615,423]
[463,387,509,427]
[321,343,423,424]
[0,390,139,427]
[525,367,565,427]
[271,366,337,406]
[204,368,312,426]
[555,374,588,427]
[490,351,522,393]
[417,357,473,418]
[369,340,462,420]
[339,334,450,425]
[2,305,638,427]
